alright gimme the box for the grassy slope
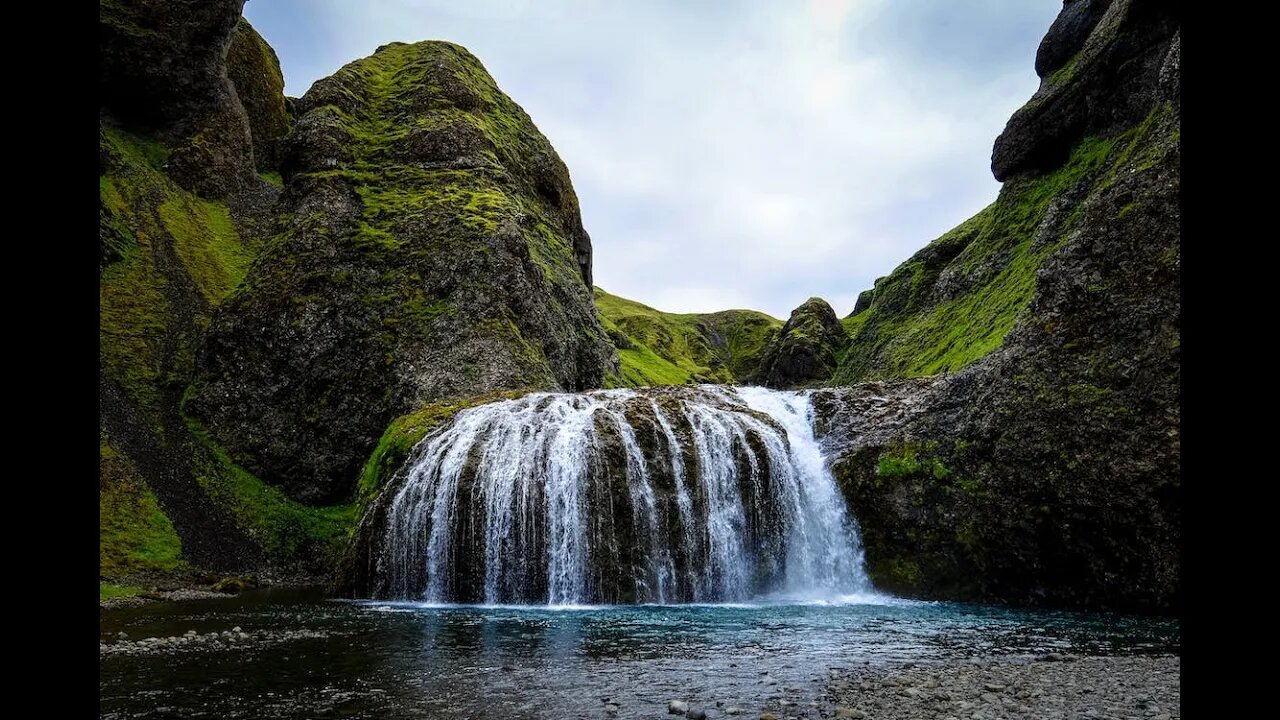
[100,126,252,420]
[100,438,182,578]
[594,287,781,387]
[833,108,1168,384]
[100,123,353,585]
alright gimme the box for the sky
[244,0,1060,320]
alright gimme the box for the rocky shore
[817,654,1179,720]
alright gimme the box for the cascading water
[367,385,873,605]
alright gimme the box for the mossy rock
[99,0,256,197]
[226,18,290,170]
[211,576,250,594]
[189,41,617,504]
[753,297,848,388]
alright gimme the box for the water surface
[100,589,1178,719]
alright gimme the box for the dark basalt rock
[990,0,1180,181]
[1034,0,1114,78]
[850,289,874,315]
[189,41,617,504]
[100,0,256,197]
[226,18,290,170]
[753,297,848,388]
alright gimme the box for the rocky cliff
[100,1,345,597]
[187,40,618,505]
[816,0,1180,613]
[100,1,616,593]
[100,0,1180,613]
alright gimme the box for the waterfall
[371,386,872,605]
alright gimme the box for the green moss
[871,557,921,587]
[100,583,145,601]
[1046,52,1081,87]
[100,442,183,578]
[876,441,952,481]
[357,389,530,503]
[99,123,250,418]
[157,196,250,303]
[259,171,283,187]
[876,446,923,478]
[834,114,1167,384]
[594,287,780,387]
[186,417,356,564]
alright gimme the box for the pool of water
[99,588,1178,719]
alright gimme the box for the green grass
[185,417,357,564]
[158,196,251,303]
[99,441,183,578]
[833,109,1171,384]
[100,583,145,601]
[99,123,251,419]
[594,287,780,387]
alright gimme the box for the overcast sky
[244,0,1059,319]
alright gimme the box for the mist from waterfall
[371,386,875,605]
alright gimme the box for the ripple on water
[100,590,1179,720]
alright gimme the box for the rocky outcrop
[226,18,290,170]
[99,0,256,197]
[850,288,875,315]
[753,297,848,388]
[821,0,1180,613]
[189,42,617,504]
[991,0,1179,181]
[100,3,356,590]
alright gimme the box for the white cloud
[245,0,1061,318]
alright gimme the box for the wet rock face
[100,0,256,196]
[754,298,848,388]
[990,0,1180,181]
[345,385,856,604]
[189,41,617,504]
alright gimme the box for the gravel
[824,654,1179,720]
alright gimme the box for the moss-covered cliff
[594,287,780,386]
[226,18,291,170]
[100,118,352,595]
[832,0,1177,386]
[186,41,618,505]
[817,0,1180,613]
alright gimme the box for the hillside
[594,287,780,386]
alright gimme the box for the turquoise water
[99,589,1178,719]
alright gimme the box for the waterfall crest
[367,386,872,605]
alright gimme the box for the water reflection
[100,591,1178,720]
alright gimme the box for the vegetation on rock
[594,287,780,386]
[188,40,617,505]
[819,0,1180,613]
[753,297,848,388]
[226,18,291,169]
